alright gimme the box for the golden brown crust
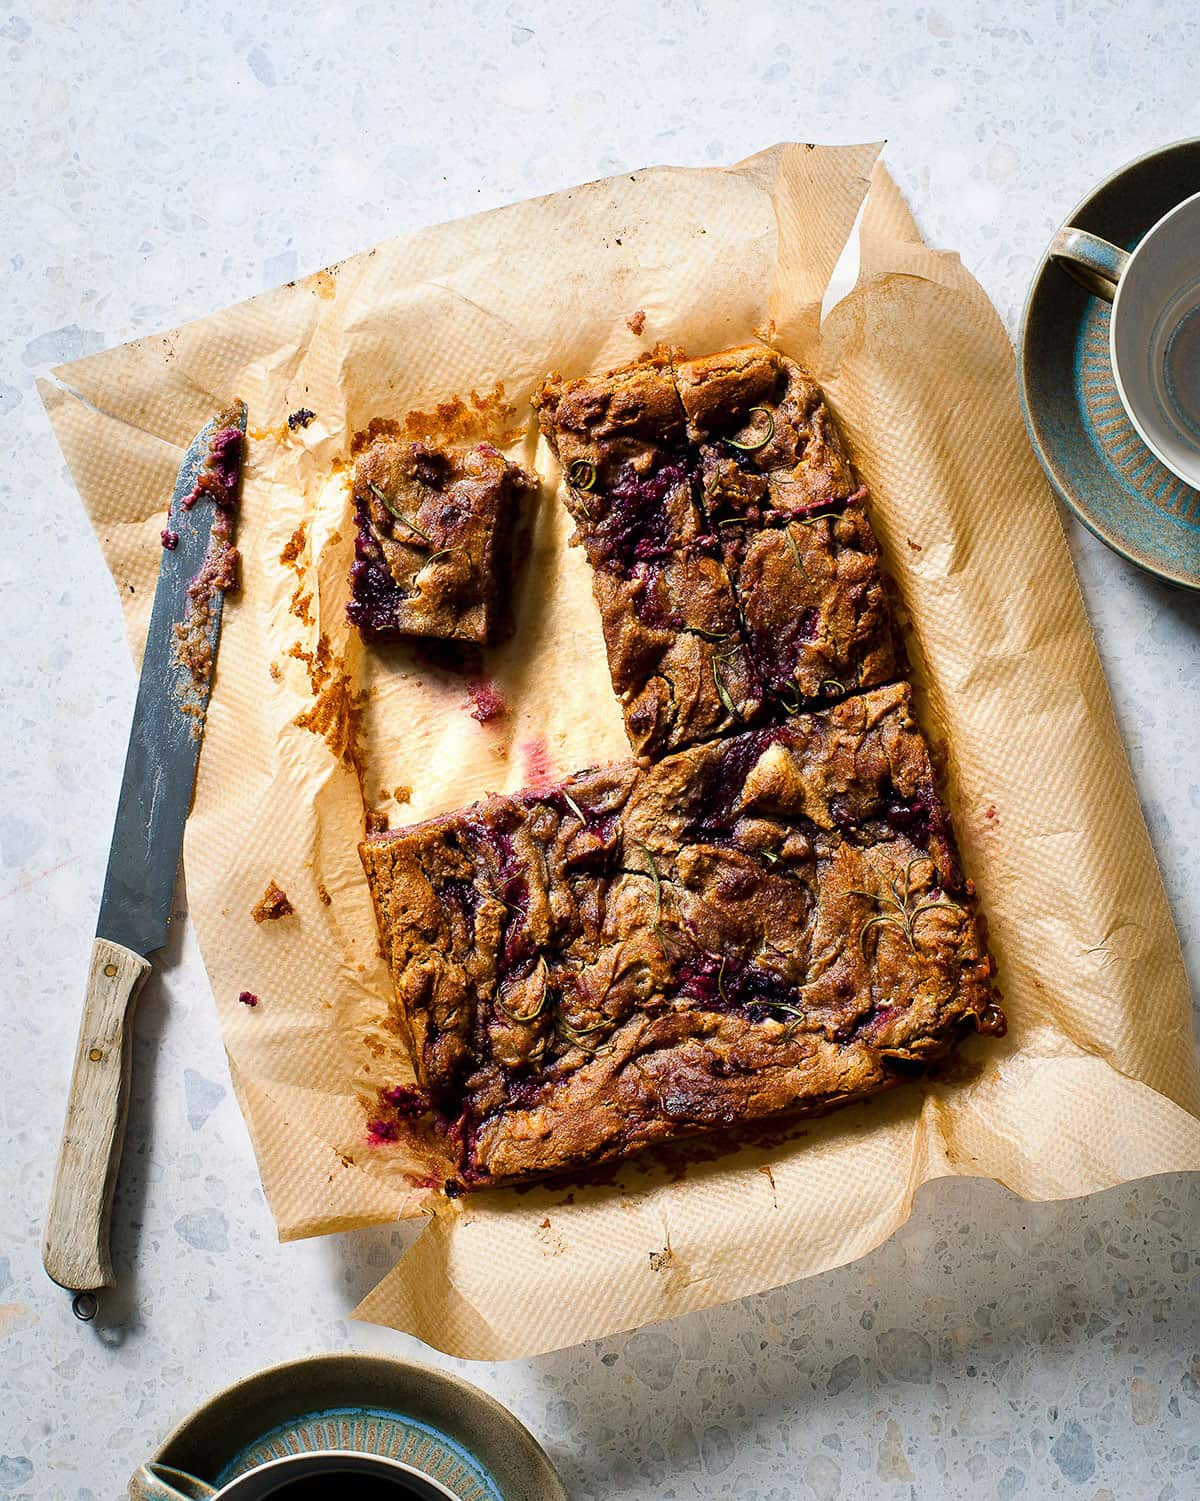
[359,684,998,1188]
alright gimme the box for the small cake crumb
[317,882,332,906]
[287,407,316,431]
[626,308,646,335]
[161,528,179,550]
[251,880,294,923]
[466,682,507,723]
[279,523,307,568]
[364,808,389,836]
[393,785,412,805]
[269,661,281,681]
[238,990,259,1007]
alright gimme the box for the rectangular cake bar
[535,344,902,756]
[359,682,999,1189]
[533,351,760,754]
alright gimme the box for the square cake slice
[347,438,536,644]
[360,682,1001,1189]
[720,501,902,706]
[535,351,762,756]
[674,343,858,518]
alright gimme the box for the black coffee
[264,1473,430,1498]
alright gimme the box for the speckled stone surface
[2,3,1199,1498]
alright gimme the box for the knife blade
[43,402,246,1299]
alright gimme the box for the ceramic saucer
[1019,136,1200,590]
[147,1353,565,1501]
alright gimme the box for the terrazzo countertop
[3,3,1199,1497]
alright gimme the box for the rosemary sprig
[487,885,527,917]
[762,1000,806,1038]
[712,651,741,721]
[567,458,597,491]
[496,988,551,1024]
[726,406,775,452]
[687,626,731,641]
[495,958,550,1024]
[562,790,587,825]
[851,857,965,957]
[633,840,662,927]
[368,480,435,543]
[557,1018,612,1056]
[820,678,845,697]
[420,548,454,566]
[783,524,814,585]
[717,955,728,1003]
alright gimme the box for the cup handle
[1049,226,1130,303]
[128,1462,219,1500]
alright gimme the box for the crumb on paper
[279,522,307,568]
[466,682,506,723]
[907,537,923,551]
[238,990,259,1007]
[287,407,316,431]
[758,1162,778,1206]
[317,882,332,906]
[626,308,646,335]
[269,661,281,681]
[365,808,389,836]
[161,528,179,550]
[251,880,294,923]
[288,633,334,694]
[648,1247,673,1272]
[393,785,412,805]
[364,1083,432,1149]
[293,666,365,770]
[350,385,521,455]
[290,584,313,624]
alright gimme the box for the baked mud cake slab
[360,682,1001,1190]
[535,344,902,755]
[347,438,537,644]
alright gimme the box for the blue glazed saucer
[1019,137,1200,591]
[147,1354,565,1501]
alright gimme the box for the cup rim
[1109,186,1200,486]
[209,1449,460,1499]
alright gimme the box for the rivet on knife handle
[43,938,151,1292]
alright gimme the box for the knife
[43,402,246,1309]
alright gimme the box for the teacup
[130,1450,459,1500]
[1051,189,1200,489]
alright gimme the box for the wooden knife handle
[43,937,151,1291]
